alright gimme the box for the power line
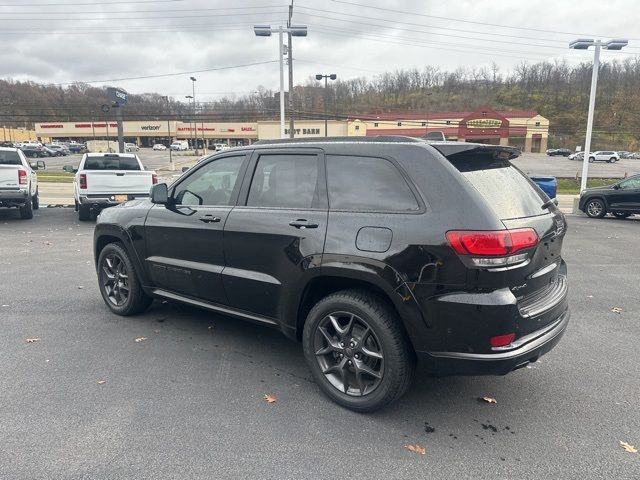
[0,10,288,20]
[0,4,285,14]
[0,0,183,5]
[51,60,279,86]
[328,0,640,41]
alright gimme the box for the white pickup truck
[0,147,41,219]
[66,153,157,221]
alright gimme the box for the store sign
[141,125,161,131]
[39,124,63,128]
[466,119,502,129]
[108,87,128,106]
[285,128,321,135]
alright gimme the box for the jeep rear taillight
[79,173,87,189]
[18,169,27,185]
[446,228,538,268]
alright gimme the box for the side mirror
[181,166,190,173]
[62,165,75,173]
[150,183,169,204]
[37,160,46,170]
[30,161,37,169]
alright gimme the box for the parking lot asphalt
[0,209,638,480]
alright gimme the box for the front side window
[619,177,640,189]
[247,154,320,209]
[327,155,419,212]
[173,155,244,206]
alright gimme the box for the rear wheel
[97,243,152,316]
[585,198,606,218]
[19,194,33,219]
[589,157,595,163]
[78,205,91,221]
[32,189,39,210]
[302,289,415,412]
[612,212,631,219]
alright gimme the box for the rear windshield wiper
[541,198,558,210]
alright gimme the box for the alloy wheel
[313,311,384,396]
[587,200,603,217]
[100,253,130,306]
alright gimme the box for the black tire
[589,157,595,163]
[610,157,617,163]
[32,189,39,210]
[19,194,33,219]
[612,212,631,219]
[585,198,606,218]
[78,205,91,221]
[97,243,153,316]
[302,289,415,413]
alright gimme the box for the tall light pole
[162,96,174,171]
[90,110,96,141]
[254,24,307,139]
[315,73,336,137]
[569,38,628,192]
[189,76,198,155]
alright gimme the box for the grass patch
[557,177,618,194]
[37,171,75,183]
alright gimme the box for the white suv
[589,151,619,163]
[0,147,40,219]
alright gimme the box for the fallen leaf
[620,441,637,453]
[404,444,426,455]
[263,394,277,404]
[611,307,623,314]
[97,380,106,385]
[479,396,498,404]
[134,336,147,343]
[586,295,593,298]
[77,286,84,290]
[208,325,214,330]
[26,338,40,343]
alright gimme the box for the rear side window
[247,154,320,208]
[0,151,21,165]
[83,155,140,170]
[447,152,546,219]
[327,155,419,212]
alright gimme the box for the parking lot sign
[108,87,128,106]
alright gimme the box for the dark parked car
[579,174,640,218]
[94,138,569,412]
[547,148,571,157]
[19,144,47,157]
[67,143,87,153]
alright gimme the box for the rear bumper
[0,189,28,206]
[419,308,570,375]
[79,194,149,209]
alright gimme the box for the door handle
[289,219,318,229]
[199,215,221,223]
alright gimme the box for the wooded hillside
[2,58,639,149]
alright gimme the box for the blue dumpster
[529,175,557,199]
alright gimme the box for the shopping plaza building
[34,106,549,153]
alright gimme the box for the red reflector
[79,173,87,189]
[152,173,158,184]
[490,333,516,348]
[446,228,538,256]
[18,169,27,185]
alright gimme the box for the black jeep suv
[94,138,569,412]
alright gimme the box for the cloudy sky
[3,0,640,101]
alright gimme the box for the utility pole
[90,110,96,141]
[163,96,174,171]
[287,1,294,138]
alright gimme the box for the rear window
[447,151,546,219]
[83,155,140,170]
[0,151,21,165]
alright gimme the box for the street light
[569,38,628,192]
[189,77,198,155]
[254,24,307,139]
[162,96,174,171]
[315,73,337,137]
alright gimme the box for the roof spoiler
[430,143,521,160]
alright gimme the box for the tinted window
[247,154,319,208]
[619,177,640,189]
[173,155,244,206]
[83,155,140,170]
[0,150,21,165]
[447,152,546,219]
[327,155,419,212]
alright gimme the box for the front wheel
[589,157,595,163]
[97,243,153,316]
[585,198,606,218]
[302,289,415,412]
